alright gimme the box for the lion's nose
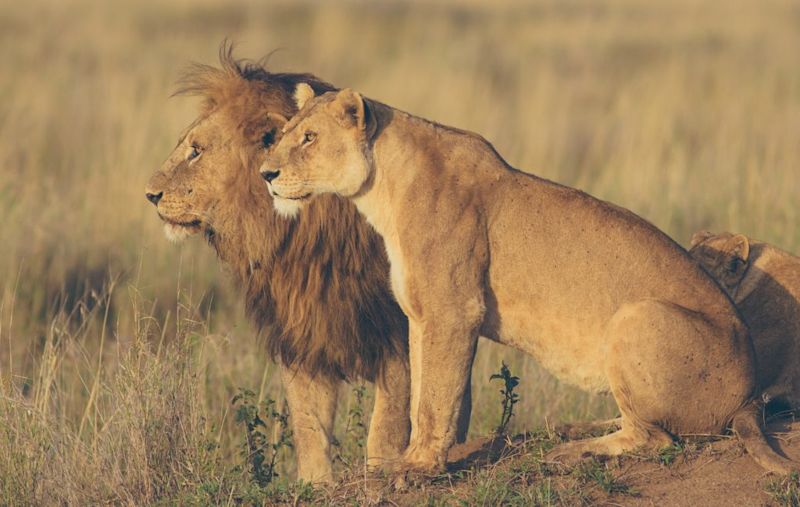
[145,191,163,205]
[261,170,280,183]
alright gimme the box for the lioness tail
[732,400,796,474]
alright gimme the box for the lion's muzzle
[261,169,280,183]
[145,191,163,205]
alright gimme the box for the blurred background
[1,0,798,502]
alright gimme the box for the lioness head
[689,230,751,297]
[260,84,376,218]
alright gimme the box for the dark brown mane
[178,44,406,382]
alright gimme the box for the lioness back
[690,231,800,408]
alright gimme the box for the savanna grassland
[1,0,799,504]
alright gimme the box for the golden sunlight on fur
[262,86,795,477]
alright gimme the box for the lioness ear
[690,230,715,247]
[723,234,750,275]
[727,234,750,263]
[294,83,316,111]
[332,88,366,130]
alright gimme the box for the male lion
[690,231,800,410]
[260,84,794,475]
[144,47,471,482]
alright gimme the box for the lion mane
[175,45,407,382]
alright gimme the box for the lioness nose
[145,191,163,205]
[261,170,280,183]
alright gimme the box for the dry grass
[1,0,799,503]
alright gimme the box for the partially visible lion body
[262,86,793,475]
[690,231,800,409]
[144,49,415,482]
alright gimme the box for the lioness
[144,48,472,482]
[260,84,793,475]
[690,231,800,410]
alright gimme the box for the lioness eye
[303,131,316,144]
[188,145,201,160]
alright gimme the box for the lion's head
[145,46,334,240]
[689,230,751,297]
[261,85,376,218]
[144,47,407,385]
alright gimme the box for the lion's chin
[163,222,201,243]
[272,197,305,219]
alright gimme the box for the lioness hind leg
[546,408,672,465]
[547,363,671,464]
[549,298,754,466]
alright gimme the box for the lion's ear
[294,83,316,111]
[267,112,289,131]
[690,230,715,247]
[331,88,366,130]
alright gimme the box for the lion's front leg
[367,347,411,471]
[281,363,338,484]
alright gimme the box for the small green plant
[333,384,369,466]
[232,388,293,487]
[345,384,368,450]
[656,442,685,466]
[765,472,800,506]
[490,362,520,435]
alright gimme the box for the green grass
[572,459,637,497]
[765,472,800,507]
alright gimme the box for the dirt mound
[618,418,800,506]
[451,419,799,506]
[328,418,800,505]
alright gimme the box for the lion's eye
[188,145,201,161]
[303,131,316,144]
[262,129,276,149]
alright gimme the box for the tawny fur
[262,86,795,476]
[144,45,417,483]
[690,231,800,410]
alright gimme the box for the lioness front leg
[367,348,411,471]
[281,363,338,483]
[400,310,482,474]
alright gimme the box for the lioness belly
[487,300,611,394]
